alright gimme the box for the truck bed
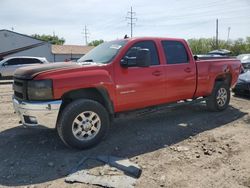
[195,58,241,98]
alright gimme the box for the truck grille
[13,78,28,100]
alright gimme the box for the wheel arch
[214,73,232,87]
[59,87,114,116]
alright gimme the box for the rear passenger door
[115,41,165,111]
[161,40,196,102]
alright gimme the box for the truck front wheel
[206,82,230,111]
[57,99,109,149]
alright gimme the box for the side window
[125,41,160,66]
[4,59,20,66]
[162,41,189,64]
[33,59,43,64]
[30,59,42,64]
[20,58,41,65]
[17,58,27,65]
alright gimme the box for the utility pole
[216,19,219,49]
[126,6,137,37]
[227,27,231,42]
[82,25,90,45]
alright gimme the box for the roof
[0,41,47,57]
[51,45,94,55]
[0,29,46,42]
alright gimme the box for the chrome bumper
[12,97,62,129]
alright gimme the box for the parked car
[196,54,227,60]
[208,49,231,56]
[237,54,250,71]
[12,37,241,149]
[0,56,49,78]
[232,70,250,96]
[196,49,231,60]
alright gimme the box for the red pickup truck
[12,37,241,149]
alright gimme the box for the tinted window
[5,59,21,66]
[21,58,42,64]
[125,41,160,66]
[162,41,189,64]
[19,58,30,65]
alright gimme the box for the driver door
[114,41,165,112]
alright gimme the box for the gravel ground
[0,83,250,188]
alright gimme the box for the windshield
[78,40,127,64]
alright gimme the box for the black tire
[57,99,110,149]
[206,82,230,111]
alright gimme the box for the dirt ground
[0,83,250,188]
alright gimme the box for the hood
[238,71,250,83]
[14,62,81,79]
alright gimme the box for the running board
[115,97,206,118]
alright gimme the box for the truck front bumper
[12,97,62,129]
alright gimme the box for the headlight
[27,80,53,100]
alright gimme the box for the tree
[31,34,65,45]
[88,39,104,47]
[188,37,250,55]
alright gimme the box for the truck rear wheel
[57,99,109,149]
[206,82,230,111]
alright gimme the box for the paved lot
[0,84,250,188]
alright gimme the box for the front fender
[50,69,114,100]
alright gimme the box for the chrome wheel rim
[72,111,101,141]
[216,88,227,107]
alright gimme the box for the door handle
[152,70,162,76]
[184,67,192,73]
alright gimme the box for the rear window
[162,41,189,64]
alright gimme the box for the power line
[126,6,137,37]
[216,18,219,49]
[82,25,90,45]
[227,27,231,42]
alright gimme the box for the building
[0,29,53,61]
[0,29,93,62]
[52,45,94,62]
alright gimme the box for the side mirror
[136,48,151,67]
[120,56,137,67]
[194,55,198,61]
[120,48,151,68]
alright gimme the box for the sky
[0,0,250,45]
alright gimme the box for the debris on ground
[1,84,250,188]
[170,145,190,152]
[65,156,141,188]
